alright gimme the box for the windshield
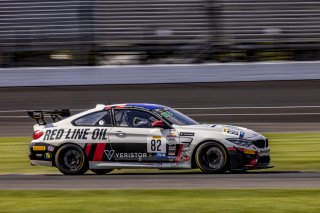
[153,107,199,126]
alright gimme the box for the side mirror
[152,120,164,128]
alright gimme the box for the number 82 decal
[147,136,166,153]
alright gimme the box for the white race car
[28,103,271,175]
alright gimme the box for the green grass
[264,132,320,171]
[0,190,319,213]
[0,137,57,174]
[0,132,320,174]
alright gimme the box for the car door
[108,108,180,163]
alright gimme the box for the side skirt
[89,161,191,169]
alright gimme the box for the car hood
[177,124,265,140]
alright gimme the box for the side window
[114,109,129,127]
[74,111,112,126]
[114,109,158,128]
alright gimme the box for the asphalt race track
[0,80,320,136]
[0,172,320,189]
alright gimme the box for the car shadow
[43,170,303,176]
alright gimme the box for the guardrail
[1,61,320,87]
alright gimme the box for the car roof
[104,103,165,111]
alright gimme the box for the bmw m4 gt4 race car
[28,103,272,175]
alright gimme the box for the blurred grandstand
[1,0,320,67]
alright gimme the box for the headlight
[227,138,253,147]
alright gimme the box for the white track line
[0,116,29,118]
[2,60,320,70]
[0,109,85,113]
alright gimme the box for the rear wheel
[91,169,114,175]
[55,144,88,175]
[195,141,229,174]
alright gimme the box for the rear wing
[27,109,71,125]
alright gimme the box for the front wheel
[195,141,229,174]
[55,144,88,175]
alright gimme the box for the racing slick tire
[55,144,89,175]
[195,141,229,174]
[90,169,114,175]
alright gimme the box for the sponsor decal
[43,128,108,141]
[154,153,167,158]
[168,145,176,156]
[223,127,240,136]
[33,146,46,151]
[160,111,173,118]
[44,152,52,159]
[168,151,176,156]
[116,153,147,158]
[167,137,176,143]
[104,150,115,160]
[168,145,176,151]
[147,136,167,153]
[179,132,195,137]
[239,131,245,139]
[259,149,269,156]
[167,130,177,137]
[104,150,147,160]
[152,136,162,139]
[35,154,42,158]
[223,126,245,139]
[47,145,55,152]
[244,149,256,155]
[32,111,42,118]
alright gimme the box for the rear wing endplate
[27,109,71,125]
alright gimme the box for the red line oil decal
[175,144,184,162]
[93,143,107,161]
[85,143,92,156]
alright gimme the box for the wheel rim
[63,150,82,170]
[201,147,225,170]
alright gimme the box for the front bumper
[228,147,272,171]
[30,160,53,167]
